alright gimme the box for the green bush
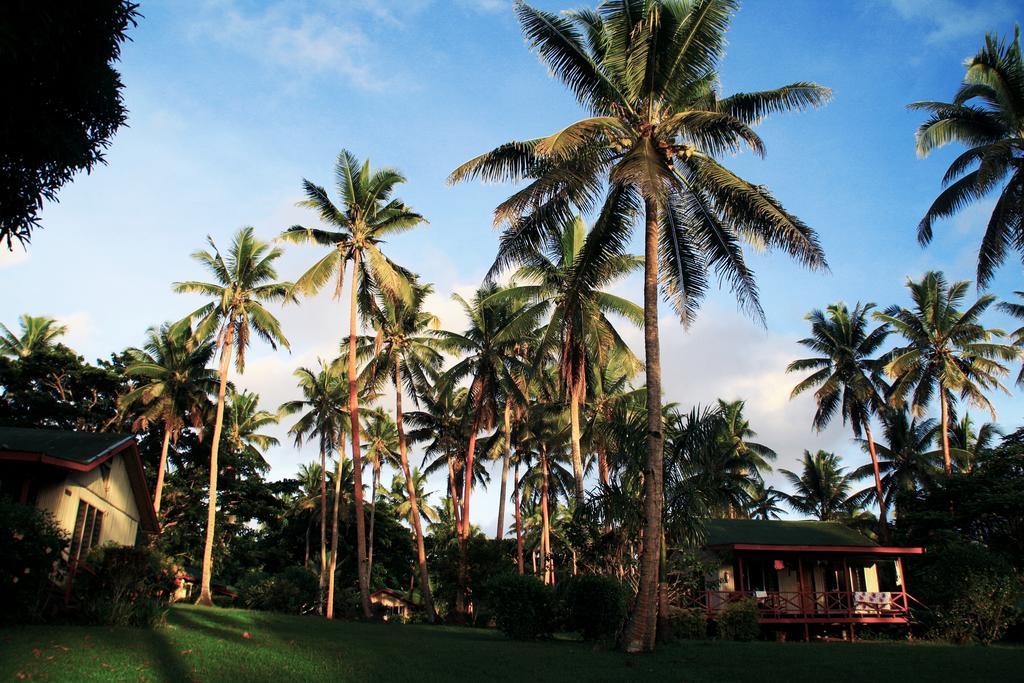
[0,499,68,624]
[669,607,707,640]
[238,566,318,614]
[718,597,760,641]
[72,545,177,627]
[562,575,628,640]
[484,573,557,640]
[912,544,1022,644]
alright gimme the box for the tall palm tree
[583,347,643,487]
[279,360,347,615]
[997,291,1024,384]
[449,0,830,651]
[851,408,940,518]
[387,467,438,529]
[280,149,425,617]
[947,413,1001,474]
[778,450,859,522]
[173,226,291,606]
[713,399,776,487]
[361,283,443,621]
[0,314,67,357]
[876,271,1018,474]
[436,284,544,615]
[788,302,890,526]
[121,322,217,514]
[494,215,642,504]
[361,407,399,579]
[291,461,325,568]
[909,26,1024,286]
[748,481,784,521]
[222,389,280,465]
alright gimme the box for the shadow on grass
[147,627,194,683]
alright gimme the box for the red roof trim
[0,438,159,534]
[710,543,924,555]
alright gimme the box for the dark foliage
[0,1,139,247]
[483,573,558,640]
[718,598,760,641]
[668,607,708,640]
[238,566,319,615]
[72,545,177,627]
[0,499,67,624]
[561,574,628,640]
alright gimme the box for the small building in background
[370,588,416,620]
[0,426,159,559]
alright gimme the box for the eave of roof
[708,543,924,555]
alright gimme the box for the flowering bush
[0,499,67,624]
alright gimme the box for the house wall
[34,453,142,548]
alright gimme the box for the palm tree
[121,322,217,514]
[713,399,776,488]
[851,408,940,518]
[173,226,291,606]
[449,0,830,651]
[361,407,399,579]
[436,284,544,615]
[361,283,443,621]
[778,450,859,522]
[583,347,643,487]
[222,389,280,465]
[0,314,67,357]
[876,272,1018,474]
[997,291,1024,384]
[279,360,347,615]
[291,461,325,568]
[388,467,438,529]
[909,27,1024,286]
[748,481,784,521]
[947,413,1001,474]
[494,215,642,504]
[280,149,425,618]
[788,302,890,527]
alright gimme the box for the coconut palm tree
[748,481,784,521]
[449,0,830,650]
[493,215,642,504]
[121,322,217,514]
[388,467,438,529]
[997,291,1024,384]
[851,408,940,518]
[948,413,1001,474]
[280,149,426,617]
[361,283,443,621]
[713,399,776,486]
[909,27,1024,286]
[876,271,1018,474]
[778,450,859,522]
[279,360,347,614]
[583,347,643,487]
[0,314,67,357]
[360,407,399,579]
[291,461,325,568]
[173,226,291,606]
[788,302,891,526]
[222,389,279,465]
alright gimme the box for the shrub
[0,499,68,624]
[484,573,557,640]
[718,597,760,641]
[238,566,318,614]
[912,543,1022,644]
[562,575,628,640]
[73,545,177,627]
[669,607,707,640]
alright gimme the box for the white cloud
[55,312,96,352]
[189,1,384,90]
[0,245,29,269]
[886,0,1016,43]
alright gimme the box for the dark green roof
[705,519,877,548]
[0,426,133,465]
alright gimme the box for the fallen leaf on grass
[180,649,193,655]
[46,656,55,661]
[31,648,41,658]
[15,673,27,680]
[242,632,251,639]
[54,645,70,652]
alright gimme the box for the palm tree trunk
[597,445,610,488]
[514,461,524,575]
[319,442,328,615]
[496,402,512,539]
[656,528,670,643]
[862,420,889,537]
[196,327,233,607]
[540,446,552,585]
[448,457,462,537]
[394,359,437,622]
[939,387,952,475]
[569,386,585,505]
[347,250,372,618]
[304,515,312,568]
[620,197,664,653]
[367,461,380,579]
[154,425,172,515]
[455,415,480,619]
[326,433,346,620]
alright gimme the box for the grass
[2,606,1022,682]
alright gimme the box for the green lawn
[2,606,1021,682]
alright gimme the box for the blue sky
[3,0,1021,530]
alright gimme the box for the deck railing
[679,590,912,622]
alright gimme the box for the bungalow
[0,427,159,561]
[687,519,923,640]
[370,588,417,620]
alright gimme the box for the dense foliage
[72,545,177,627]
[484,574,558,640]
[0,500,67,624]
[0,0,139,247]
[561,574,628,640]
[717,598,760,642]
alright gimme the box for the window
[70,500,103,562]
